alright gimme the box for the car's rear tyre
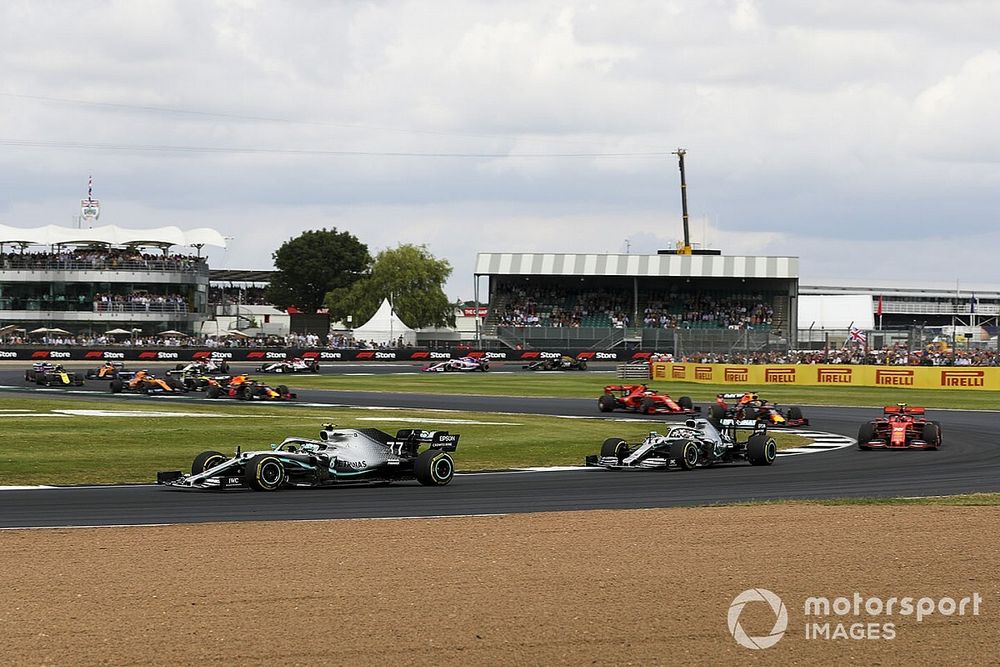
[678,396,693,410]
[787,406,803,421]
[276,384,289,396]
[578,360,587,370]
[640,397,656,415]
[110,379,123,393]
[220,361,230,373]
[747,434,777,465]
[922,422,941,448]
[709,404,727,422]
[244,455,286,491]
[191,450,227,475]
[414,449,455,486]
[206,385,221,399]
[600,437,629,462]
[673,440,700,470]
[597,394,616,412]
[857,422,875,450]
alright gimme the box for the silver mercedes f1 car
[157,424,459,491]
[585,417,777,470]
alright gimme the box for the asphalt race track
[2,365,999,528]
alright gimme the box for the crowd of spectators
[209,286,270,305]
[674,347,1000,366]
[642,292,773,330]
[494,286,773,330]
[494,286,632,328]
[94,293,189,313]
[1,249,206,273]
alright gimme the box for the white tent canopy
[0,224,226,249]
[352,299,416,346]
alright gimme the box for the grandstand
[0,225,226,335]
[473,252,799,354]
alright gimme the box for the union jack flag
[848,325,866,344]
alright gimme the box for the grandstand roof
[0,224,227,248]
[475,252,798,279]
[209,269,275,283]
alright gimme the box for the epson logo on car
[540,352,560,359]
[594,352,616,359]
[375,352,396,359]
[49,351,71,359]
[485,352,507,359]
[104,352,126,360]
[156,352,178,360]
[211,352,233,359]
[320,352,342,359]
[266,352,286,359]
[430,352,451,359]
[437,435,458,443]
[0,351,17,358]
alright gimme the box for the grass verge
[286,370,1000,410]
[0,396,808,486]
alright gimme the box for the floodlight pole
[673,148,693,255]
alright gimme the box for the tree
[266,228,370,312]
[325,244,455,329]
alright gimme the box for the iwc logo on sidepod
[728,588,788,649]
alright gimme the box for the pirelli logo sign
[724,367,748,382]
[941,370,985,387]
[695,366,713,381]
[764,367,796,383]
[817,367,853,383]
[672,365,686,380]
[876,369,915,386]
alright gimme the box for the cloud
[1,1,999,300]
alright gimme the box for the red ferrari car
[857,404,941,450]
[598,384,698,415]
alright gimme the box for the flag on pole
[88,175,93,198]
[970,292,977,314]
[876,295,883,317]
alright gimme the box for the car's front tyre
[191,450,227,475]
[245,454,286,491]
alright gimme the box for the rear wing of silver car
[394,429,460,451]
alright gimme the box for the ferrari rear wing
[884,405,925,415]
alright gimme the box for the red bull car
[597,384,698,415]
[858,404,942,450]
[712,392,807,427]
[205,375,296,401]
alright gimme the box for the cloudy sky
[2,0,999,299]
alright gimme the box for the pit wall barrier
[651,362,1000,391]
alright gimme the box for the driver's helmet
[54,364,65,371]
